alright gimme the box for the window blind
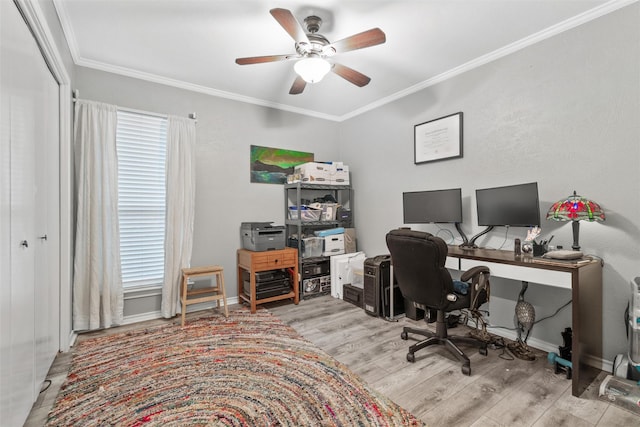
[116,110,168,289]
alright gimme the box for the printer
[240,222,286,251]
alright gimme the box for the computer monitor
[402,188,463,224]
[475,182,540,227]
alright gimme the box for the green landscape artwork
[250,145,314,184]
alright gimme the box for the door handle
[20,240,29,248]
[39,235,48,241]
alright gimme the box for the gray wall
[74,68,341,316]
[338,4,640,361]
[73,3,639,362]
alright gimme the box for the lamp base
[572,220,580,251]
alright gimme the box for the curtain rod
[72,89,197,121]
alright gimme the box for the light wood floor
[26,296,640,427]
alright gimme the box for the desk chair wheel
[401,331,409,340]
[461,363,471,376]
[407,352,415,363]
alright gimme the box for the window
[116,111,168,289]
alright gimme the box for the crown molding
[339,0,638,121]
[75,57,342,122]
[54,0,637,122]
[51,0,80,64]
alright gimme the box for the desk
[237,248,299,313]
[447,246,602,397]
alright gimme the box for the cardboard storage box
[322,234,345,256]
[294,162,331,184]
[329,164,349,185]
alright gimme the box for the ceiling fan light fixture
[236,8,385,94]
[294,57,331,83]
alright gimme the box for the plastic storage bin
[288,206,322,221]
[319,203,339,221]
[288,236,323,258]
[352,265,364,287]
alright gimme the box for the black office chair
[386,228,490,375]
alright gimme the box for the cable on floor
[40,379,52,393]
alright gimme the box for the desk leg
[237,265,243,303]
[238,264,255,312]
[250,273,257,314]
[572,263,603,397]
[292,263,299,305]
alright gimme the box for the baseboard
[121,296,240,325]
[484,326,557,353]
[483,325,612,372]
[68,331,78,348]
[121,310,163,325]
[589,353,613,373]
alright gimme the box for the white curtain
[72,100,123,330]
[161,116,196,318]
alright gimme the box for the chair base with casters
[401,310,488,375]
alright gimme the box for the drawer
[253,250,296,270]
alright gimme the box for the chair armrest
[461,265,489,282]
[462,265,490,309]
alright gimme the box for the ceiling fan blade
[328,28,386,54]
[331,63,371,87]
[289,76,307,95]
[270,8,309,44]
[235,54,296,65]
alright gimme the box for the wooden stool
[180,265,228,326]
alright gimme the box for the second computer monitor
[475,182,540,227]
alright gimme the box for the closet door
[1,2,37,422]
[0,1,61,425]
[33,43,61,391]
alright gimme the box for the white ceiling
[53,0,626,121]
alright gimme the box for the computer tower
[404,299,425,321]
[363,255,405,318]
[363,256,386,316]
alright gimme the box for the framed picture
[414,112,463,164]
[250,145,314,184]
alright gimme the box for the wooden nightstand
[237,248,299,313]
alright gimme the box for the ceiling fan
[235,8,386,95]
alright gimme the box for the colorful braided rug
[47,308,424,426]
